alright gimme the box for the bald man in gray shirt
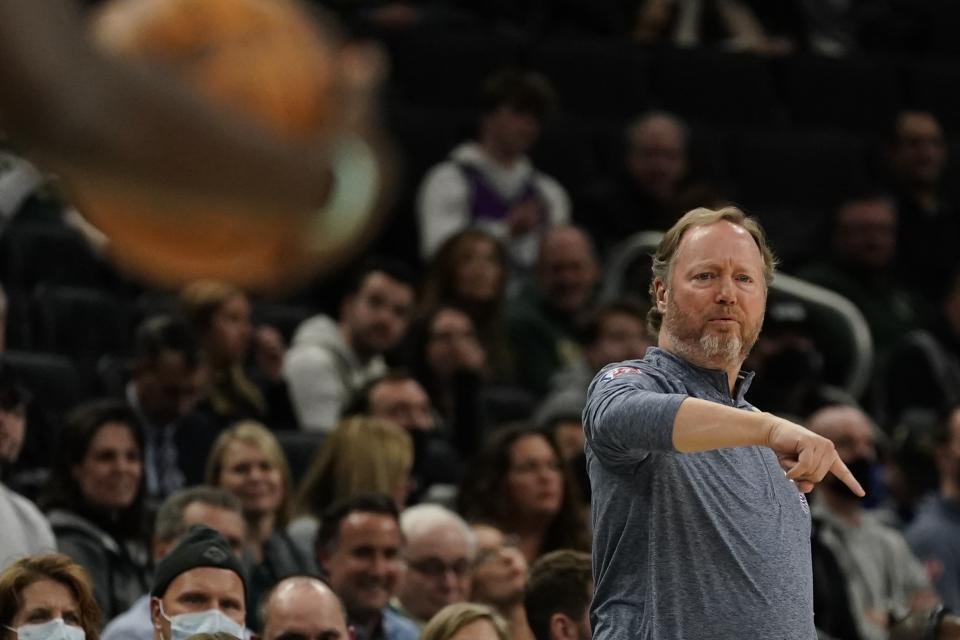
[584,207,863,640]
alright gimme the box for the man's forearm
[671,397,774,453]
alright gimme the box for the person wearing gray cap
[149,525,248,640]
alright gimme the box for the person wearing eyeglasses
[393,505,475,627]
[259,576,353,640]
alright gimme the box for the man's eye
[694,273,713,280]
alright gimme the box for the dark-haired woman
[41,399,150,622]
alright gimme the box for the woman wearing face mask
[40,400,150,623]
[204,422,312,627]
[0,553,101,640]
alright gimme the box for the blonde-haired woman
[205,421,312,626]
[288,416,413,557]
[420,603,511,640]
[180,280,294,428]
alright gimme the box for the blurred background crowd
[3,1,960,639]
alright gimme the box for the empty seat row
[381,31,960,130]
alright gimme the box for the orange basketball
[66,0,383,291]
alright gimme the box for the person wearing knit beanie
[149,525,248,640]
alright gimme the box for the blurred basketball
[65,0,384,291]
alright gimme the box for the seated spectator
[41,400,150,621]
[205,422,313,626]
[419,603,510,640]
[742,297,857,423]
[880,265,960,427]
[394,504,476,626]
[149,526,247,640]
[468,523,533,640]
[507,225,600,398]
[126,315,204,504]
[259,576,351,640]
[0,363,56,570]
[799,190,923,358]
[0,553,101,639]
[807,405,940,640]
[524,550,593,640]
[102,486,247,640]
[404,308,494,448]
[458,425,590,564]
[288,416,413,557]
[344,373,462,501]
[315,494,419,640]
[419,229,514,383]
[581,112,723,257]
[538,299,652,423]
[885,111,960,301]
[907,406,960,611]
[417,69,569,276]
[284,259,416,432]
[180,281,294,429]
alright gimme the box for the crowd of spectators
[4,2,960,638]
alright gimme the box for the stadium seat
[912,61,960,131]
[649,48,783,126]
[531,116,603,198]
[729,129,869,210]
[777,55,904,132]
[32,286,132,377]
[274,430,326,487]
[384,29,524,109]
[0,220,112,294]
[530,39,651,118]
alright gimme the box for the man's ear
[654,277,668,314]
[150,597,164,631]
[316,545,333,575]
[548,612,575,640]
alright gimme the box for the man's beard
[663,294,762,370]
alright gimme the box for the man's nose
[715,276,737,303]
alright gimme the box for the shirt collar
[645,347,756,404]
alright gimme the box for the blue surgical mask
[4,618,86,640]
[158,602,246,640]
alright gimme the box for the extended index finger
[830,457,865,497]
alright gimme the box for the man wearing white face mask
[149,525,248,640]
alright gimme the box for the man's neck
[339,323,374,364]
[478,138,520,167]
[908,183,940,213]
[657,338,742,394]
[351,609,383,639]
[941,480,960,502]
